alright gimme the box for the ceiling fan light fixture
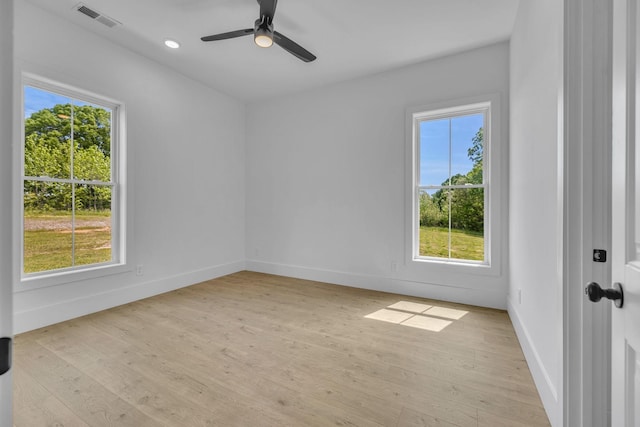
[254,32,273,48]
[254,17,273,48]
[164,39,181,49]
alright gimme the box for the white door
[0,0,13,425]
[612,0,640,425]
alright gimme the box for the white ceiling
[24,0,519,102]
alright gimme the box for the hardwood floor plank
[477,408,550,427]
[14,271,550,427]
[13,368,90,427]
[14,339,157,426]
[395,406,465,427]
[36,319,295,426]
[37,335,225,426]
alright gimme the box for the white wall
[13,1,246,333]
[246,43,509,308]
[509,0,564,425]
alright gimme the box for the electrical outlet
[518,289,522,304]
[136,265,143,276]
[390,261,398,272]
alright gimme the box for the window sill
[413,256,488,267]
[408,256,500,277]
[16,262,132,293]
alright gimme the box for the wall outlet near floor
[136,265,143,276]
[391,261,398,272]
[518,289,522,304]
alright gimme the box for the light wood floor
[13,271,550,426]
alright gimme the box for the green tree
[24,104,111,211]
[25,104,111,155]
[419,191,447,227]
[467,128,483,166]
[466,128,483,185]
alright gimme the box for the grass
[419,226,484,261]
[24,210,112,219]
[24,210,111,274]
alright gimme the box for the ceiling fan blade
[259,0,277,19]
[201,28,254,42]
[273,31,316,62]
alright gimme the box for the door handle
[585,282,624,308]
[0,337,10,376]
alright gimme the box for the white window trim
[405,94,504,277]
[15,73,130,291]
[413,103,491,264]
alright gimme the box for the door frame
[563,0,613,425]
[0,0,14,425]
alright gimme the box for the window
[410,101,491,264]
[21,76,125,281]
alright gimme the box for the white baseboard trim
[507,299,559,426]
[246,260,506,309]
[14,260,246,334]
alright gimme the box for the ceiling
[24,0,520,102]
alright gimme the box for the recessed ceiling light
[164,39,180,49]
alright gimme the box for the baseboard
[246,260,506,309]
[508,299,560,427]
[14,260,246,334]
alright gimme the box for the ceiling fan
[200,0,316,62]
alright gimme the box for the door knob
[585,282,624,308]
[0,337,10,376]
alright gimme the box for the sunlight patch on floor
[364,309,414,323]
[423,306,468,320]
[402,315,452,332]
[364,301,469,332]
[386,301,432,313]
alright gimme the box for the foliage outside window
[414,104,489,263]
[22,80,119,276]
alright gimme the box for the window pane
[419,226,451,258]
[418,189,450,258]
[449,187,484,261]
[74,184,112,267]
[73,100,112,181]
[24,182,73,273]
[450,114,484,182]
[24,86,72,179]
[419,118,450,186]
[419,189,448,228]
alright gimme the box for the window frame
[414,103,490,264]
[17,74,129,290]
[406,94,503,276]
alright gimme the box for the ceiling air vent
[75,3,121,28]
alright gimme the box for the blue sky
[24,86,91,118]
[24,86,69,118]
[419,113,483,187]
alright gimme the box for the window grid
[22,78,120,278]
[413,104,490,264]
